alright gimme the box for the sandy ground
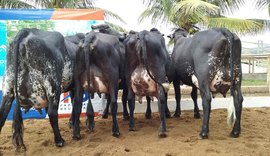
[1,107,270,156]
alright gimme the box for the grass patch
[242,79,267,86]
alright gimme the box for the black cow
[91,24,130,120]
[0,28,77,151]
[91,24,164,120]
[73,30,122,137]
[124,29,172,137]
[168,28,243,139]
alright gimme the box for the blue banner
[0,9,54,20]
[0,21,6,77]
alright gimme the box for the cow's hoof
[15,144,27,153]
[72,134,82,140]
[87,126,95,133]
[129,127,136,131]
[159,132,167,138]
[55,139,65,147]
[199,132,208,139]
[173,113,180,118]
[112,131,120,137]
[123,115,130,120]
[230,131,240,138]
[86,120,95,132]
[102,114,108,119]
[145,114,152,119]
[194,113,201,119]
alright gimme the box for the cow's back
[11,28,71,109]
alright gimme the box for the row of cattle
[0,24,243,151]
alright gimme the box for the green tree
[6,20,54,43]
[0,0,127,32]
[139,0,264,34]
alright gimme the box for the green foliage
[6,20,54,43]
[206,17,264,34]
[139,0,266,35]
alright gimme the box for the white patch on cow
[30,93,48,109]
[95,77,108,93]
[210,71,231,92]
[62,61,72,90]
[83,81,88,90]
[191,74,199,88]
[131,66,157,97]
[83,77,108,93]
[44,79,54,97]
[227,96,236,128]
[2,72,14,97]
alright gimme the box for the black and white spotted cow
[168,27,243,139]
[124,29,173,137]
[73,30,122,137]
[0,28,78,151]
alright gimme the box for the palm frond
[1,0,36,8]
[205,17,264,34]
[99,8,126,24]
[104,21,128,33]
[173,0,220,24]
[217,0,246,15]
[175,0,220,16]
[138,8,169,25]
[255,0,269,9]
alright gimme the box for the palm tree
[0,0,127,32]
[139,0,264,34]
[255,0,270,12]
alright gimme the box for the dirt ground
[1,107,270,156]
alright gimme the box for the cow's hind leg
[165,92,171,118]
[122,86,130,120]
[191,86,200,119]
[12,101,26,152]
[230,84,243,138]
[128,95,135,131]
[173,80,181,117]
[145,96,152,119]
[47,96,65,147]
[110,80,120,137]
[0,95,14,132]
[102,94,110,119]
[199,87,212,139]
[158,85,167,138]
[86,95,95,132]
[72,88,83,139]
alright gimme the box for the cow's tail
[84,33,96,94]
[137,31,169,92]
[13,29,30,107]
[1,29,30,135]
[216,28,236,127]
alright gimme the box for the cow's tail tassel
[227,96,236,128]
[14,28,31,107]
